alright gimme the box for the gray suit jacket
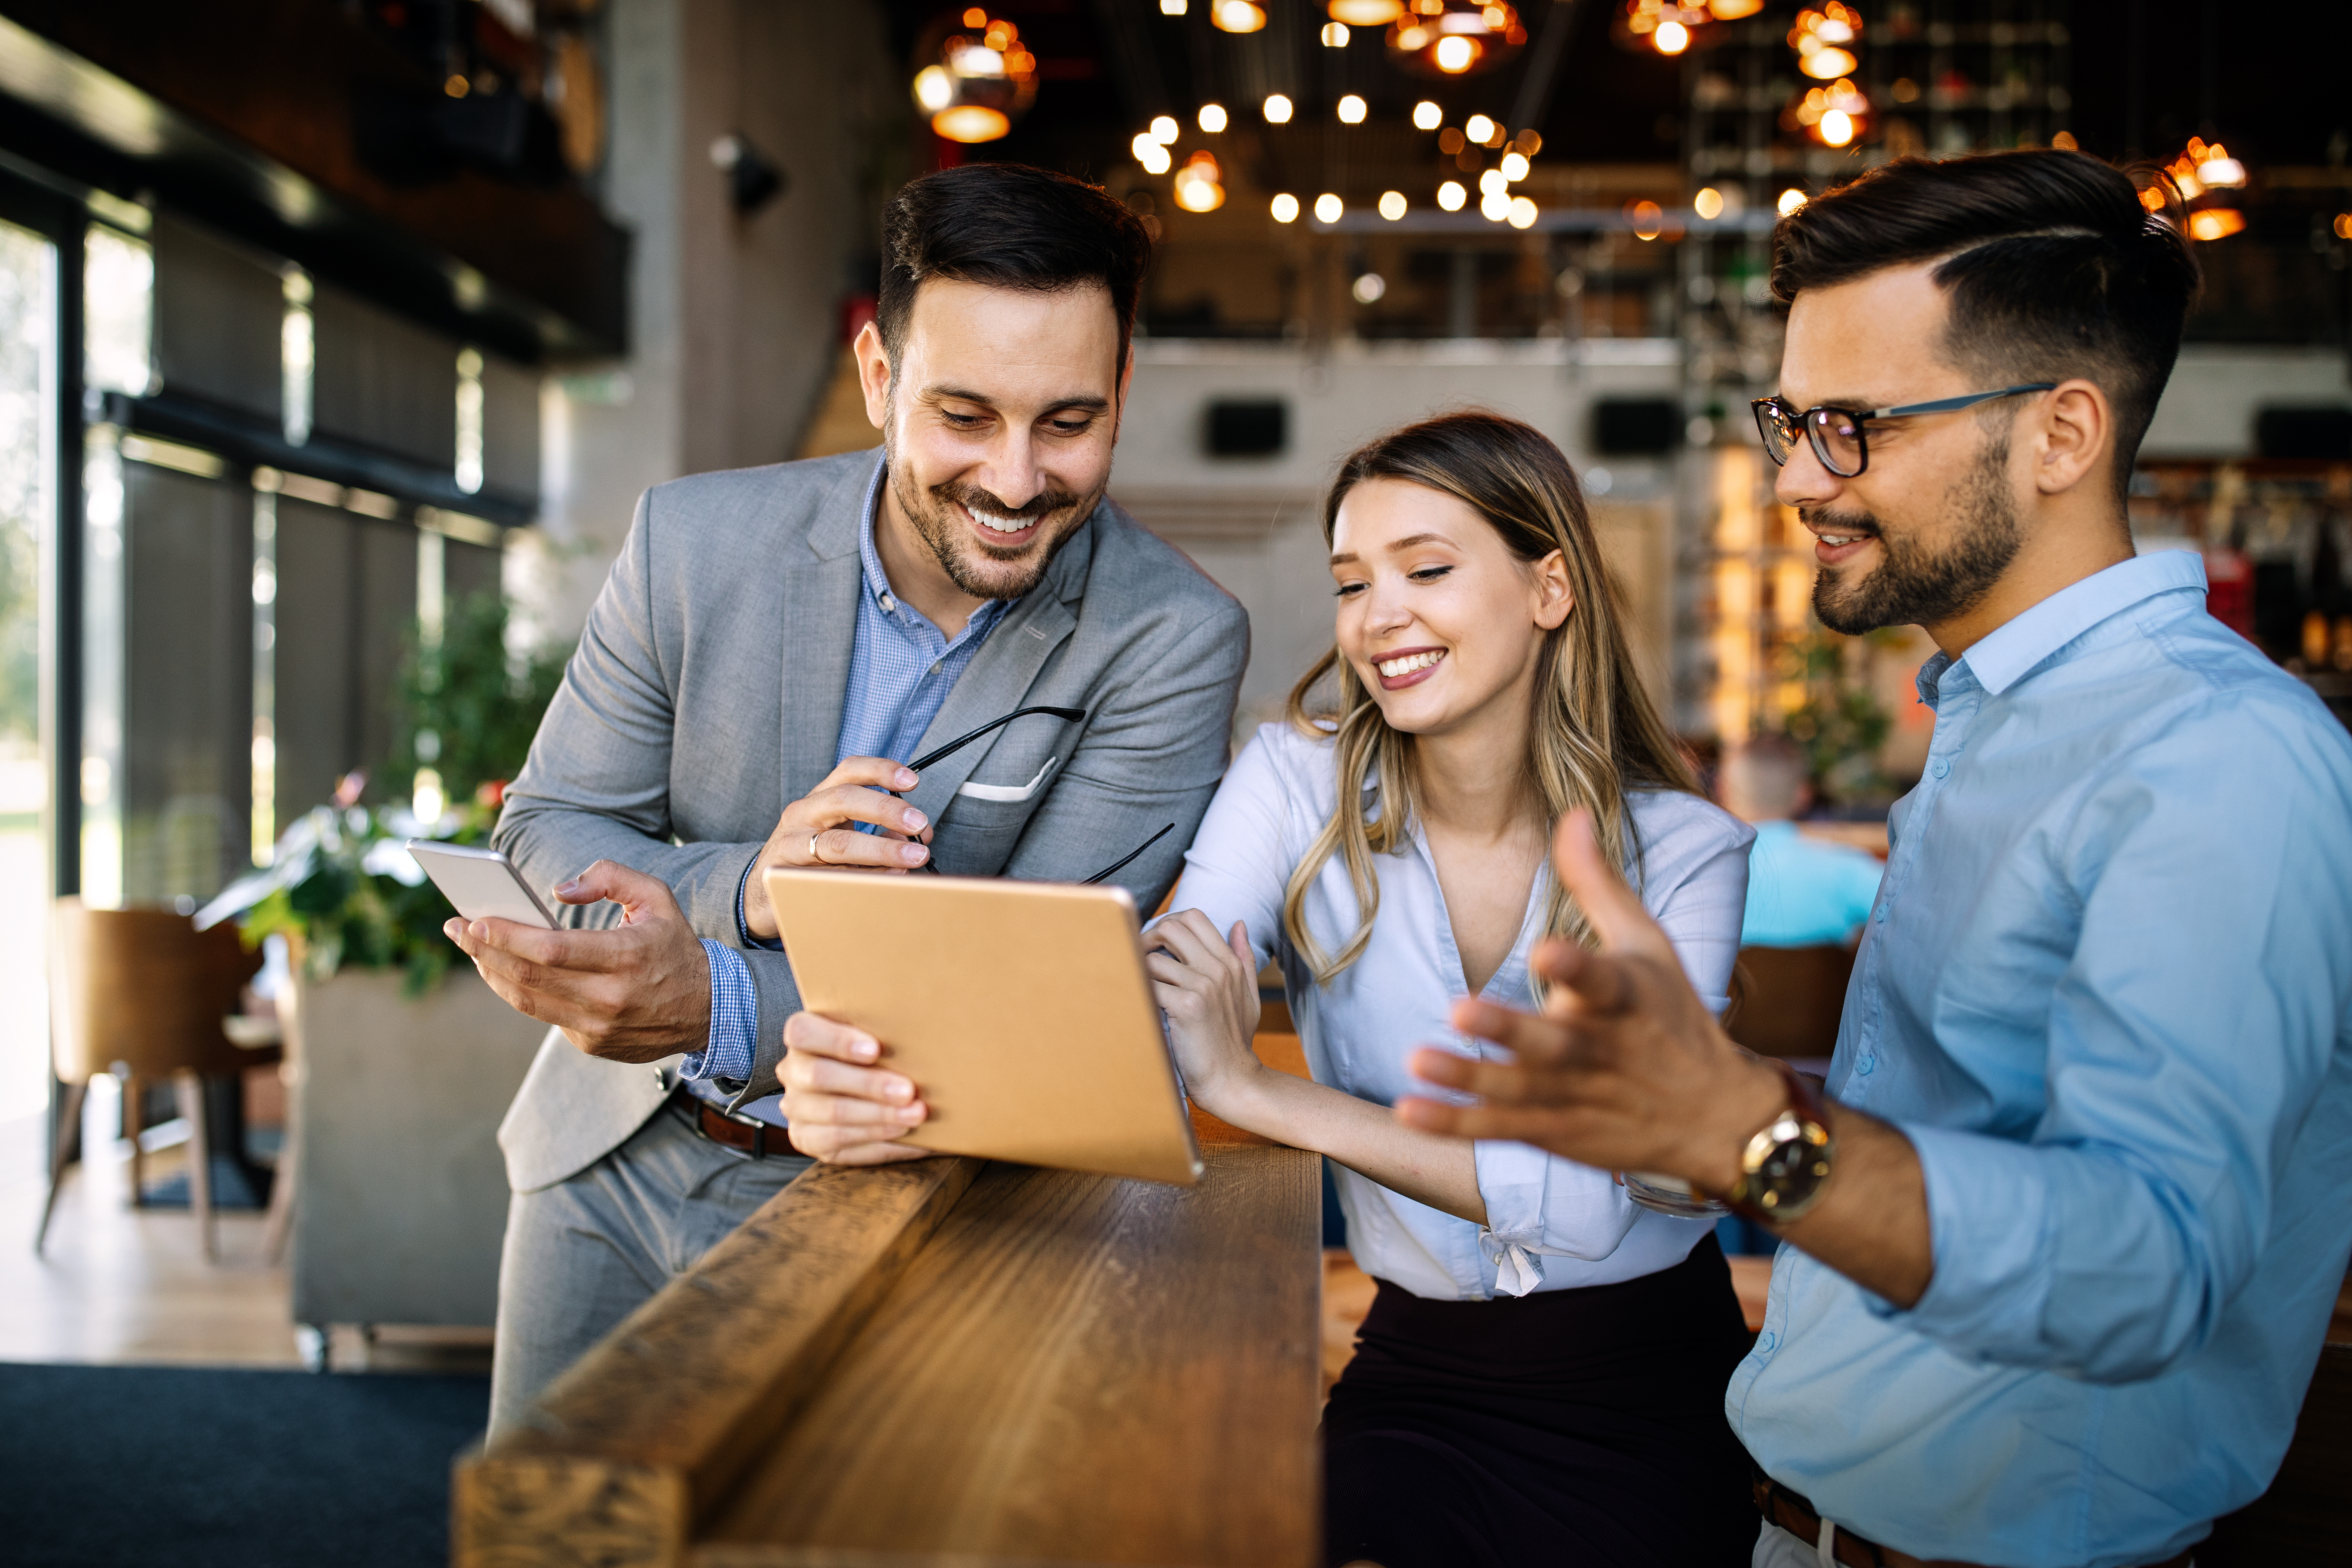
[491,451,1248,1193]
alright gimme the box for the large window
[0,217,55,1121]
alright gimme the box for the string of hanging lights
[1102,0,1553,232]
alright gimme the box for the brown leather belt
[1755,1476,2195,1568]
[682,1092,786,1158]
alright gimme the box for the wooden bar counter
[454,1044,1323,1568]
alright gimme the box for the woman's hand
[1144,910,1265,1115]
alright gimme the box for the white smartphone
[407,840,558,929]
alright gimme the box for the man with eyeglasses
[450,165,1246,1440]
[1400,150,2352,1567]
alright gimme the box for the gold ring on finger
[809,832,825,864]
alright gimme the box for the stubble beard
[1810,433,2024,636]
[883,421,1102,603]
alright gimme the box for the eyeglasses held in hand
[1750,383,2057,478]
[899,706,1177,888]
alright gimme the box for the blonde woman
[1148,412,1757,1566]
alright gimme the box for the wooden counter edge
[454,1156,983,1568]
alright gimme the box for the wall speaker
[1206,398,1288,457]
[1592,398,1680,456]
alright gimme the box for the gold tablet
[764,867,1202,1186]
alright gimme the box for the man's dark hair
[1771,149,2199,500]
[876,163,1155,376]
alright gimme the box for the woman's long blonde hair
[1282,410,1699,983]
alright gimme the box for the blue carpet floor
[0,1362,489,1567]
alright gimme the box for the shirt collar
[1931,549,2209,700]
[854,456,1017,638]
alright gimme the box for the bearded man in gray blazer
[448,164,1246,1439]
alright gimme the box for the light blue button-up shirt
[680,458,1014,1120]
[1727,551,2352,1567]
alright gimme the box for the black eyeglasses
[1751,383,2058,478]
[899,706,1176,887]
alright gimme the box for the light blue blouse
[1170,723,1754,1300]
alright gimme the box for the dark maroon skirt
[1322,1233,1758,1568]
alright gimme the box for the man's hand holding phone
[445,860,713,1063]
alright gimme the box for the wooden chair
[1725,943,1858,1062]
[40,900,266,1261]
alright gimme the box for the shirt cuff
[735,851,784,952]
[1859,1119,2055,1357]
[1471,1139,1639,1297]
[679,937,759,1084]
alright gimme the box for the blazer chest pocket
[957,754,1057,802]
[935,788,1044,876]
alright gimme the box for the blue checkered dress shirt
[679,458,1014,1121]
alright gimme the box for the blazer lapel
[777,458,876,807]
[901,508,1096,823]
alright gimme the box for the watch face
[1753,1127,1832,1212]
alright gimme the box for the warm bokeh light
[1777,187,1808,216]
[1800,44,1856,78]
[2187,208,2246,242]
[1512,129,1543,154]
[1789,3,1861,79]
[911,12,1037,144]
[1173,151,1226,212]
[1271,192,1301,222]
[1321,21,1351,45]
[1151,115,1180,144]
[1352,272,1387,303]
[2052,130,2079,150]
[1437,180,1467,211]
[1199,102,1228,133]
[1263,93,1294,123]
[1508,196,1538,229]
[1480,188,1510,221]
[1464,113,1496,144]
[1655,18,1690,52]
[1328,0,1405,22]
[1499,151,1530,181]
[1161,0,1188,13]
[1708,0,1763,16]
[1379,190,1409,220]
[1314,192,1344,223]
[933,105,1011,143]
[1131,134,1173,174]
[1338,94,1368,123]
[1819,108,1854,146]
[1479,168,1507,196]
[1627,198,1663,239]
[1413,100,1443,130]
[1391,0,1521,77]
[1693,186,1724,220]
[2336,213,2352,241]
[1213,0,1268,31]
